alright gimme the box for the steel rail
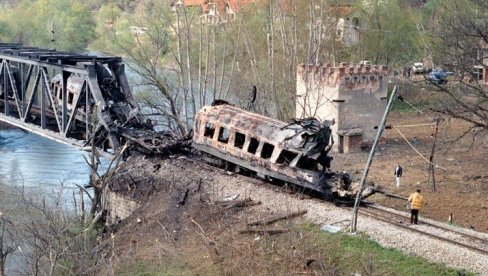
[359,207,488,255]
[365,204,488,246]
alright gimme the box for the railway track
[192,153,488,256]
[359,204,488,255]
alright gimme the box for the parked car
[360,60,372,67]
[427,69,454,84]
[412,62,424,74]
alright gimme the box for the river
[0,127,106,206]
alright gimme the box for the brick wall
[296,62,388,152]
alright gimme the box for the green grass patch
[303,224,473,275]
[389,81,447,112]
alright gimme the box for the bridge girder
[0,44,138,157]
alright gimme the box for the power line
[393,126,446,171]
[395,123,436,128]
[397,95,423,113]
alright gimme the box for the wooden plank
[247,210,307,226]
[239,229,289,235]
[215,198,261,209]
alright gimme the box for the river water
[0,127,105,206]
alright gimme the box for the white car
[360,60,372,67]
[412,63,424,74]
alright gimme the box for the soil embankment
[99,110,488,274]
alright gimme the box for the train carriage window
[261,143,274,159]
[204,122,216,138]
[297,156,318,170]
[276,150,298,165]
[68,92,74,105]
[248,137,259,154]
[234,132,245,149]
[218,127,230,143]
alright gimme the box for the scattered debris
[119,128,191,156]
[222,193,240,201]
[320,224,342,233]
[239,228,289,235]
[215,198,261,209]
[178,188,190,206]
[374,188,408,200]
[305,259,315,267]
[247,210,308,227]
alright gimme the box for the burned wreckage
[192,103,375,201]
[0,44,372,201]
[0,43,187,155]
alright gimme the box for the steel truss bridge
[0,43,143,157]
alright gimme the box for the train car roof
[197,104,332,155]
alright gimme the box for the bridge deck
[0,43,137,158]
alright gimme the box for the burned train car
[192,104,374,201]
[50,63,137,125]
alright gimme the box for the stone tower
[296,62,388,153]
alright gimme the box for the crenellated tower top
[297,63,388,90]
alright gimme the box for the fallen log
[215,198,261,209]
[225,200,261,209]
[239,228,289,235]
[247,210,307,227]
[215,198,251,206]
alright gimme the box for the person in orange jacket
[408,189,424,224]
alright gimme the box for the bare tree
[428,0,488,141]
[0,208,20,276]
[13,185,106,276]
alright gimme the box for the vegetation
[110,223,472,275]
[0,0,95,51]
[352,0,422,66]
[0,185,104,276]
[427,0,488,139]
[0,0,486,274]
[0,0,424,131]
[303,226,471,275]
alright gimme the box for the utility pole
[350,86,397,233]
[427,114,441,191]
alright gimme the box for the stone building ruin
[296,62,388,153]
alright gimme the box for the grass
[115,260,194,276]
[108,220,474,276]
[389,81,446,113]
[299,224,473,276]
[182,222,474,275]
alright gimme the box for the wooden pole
[350,86,397,233]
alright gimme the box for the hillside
[97,108,488,275]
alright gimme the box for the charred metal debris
[192,102,375,202]
[0,43,372,202]
[0,43,190,156]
